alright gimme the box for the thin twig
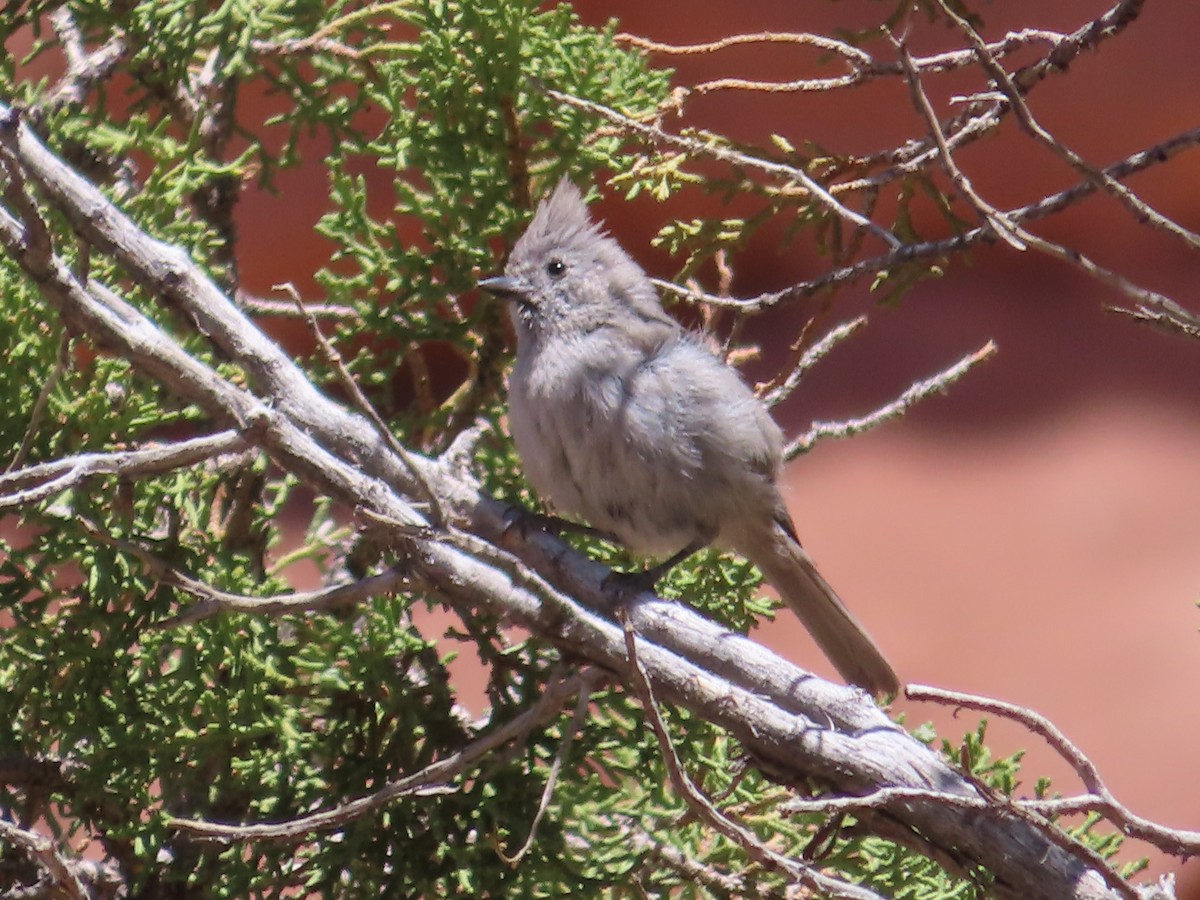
[169,670,598,843]
[901,56,1193,324]
[683,32,1063,97]
[845,0,1147,194]
[620,610,888,900]
[655,124,1200,313]
[68,509,410,626]
[155,566,411,627]
[539,85,902,251]
[616,30,873,65]
[936,0,1200,252]
[1107,302,1200,343]
[946,748,1139,900]
[623,817,774,898]
[6,330,70,473]
[908,684,1200,860]
[617,28,1065,101]
[783,785,989,816]
[251,35,363,61]
[892,32,1027,251]
[762,316,867,408]
[281,282,446,526]
[499,677,592,863]
[785,341,997,458]
[0,430,249,509]
[237,291,360,321]
[0,817,90,900]
[248,1,411,61]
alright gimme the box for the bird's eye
[546,259,566,278]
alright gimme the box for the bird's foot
[600,566,664,603]
[502,506,617,543]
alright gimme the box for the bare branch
[779,755,1140,899]
[936,0,1200,252]
[281,281,447,525]
[762,315,868,408]
[783,785,991,816]
[786,341,997,458]
[1108,300,1200,342]
[0,430,250,510]
[0,817,90,900]
[498,674,592,864]
[909,684,1200,859]
[619,28,1064,97]
[656,125,1200,313]
[892,32,1028,251]
[847,0,1148,192]
[621,611,887,900]
[236,290,360,321]
[616,30,873,64]
[538,85,903,251]
[156,564,410,627]
[60,504,411,626]
[251,35,363,61]
[5,330,70,474]
[247,3,406,61]
[620,817,776,897]
[169,670,601,843]
[904,84,1191,325]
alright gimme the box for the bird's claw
[501,504,537,540]
[502,506,618,545]
[601,567,661,603]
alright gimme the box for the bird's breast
[508,337,707,556]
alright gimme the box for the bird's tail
[746,523,900,697]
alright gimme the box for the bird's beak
[478,275,526,299]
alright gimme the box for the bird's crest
[514,177,606,257]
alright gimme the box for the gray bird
[480,179,899,697]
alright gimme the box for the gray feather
[484,179,899,696]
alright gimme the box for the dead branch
[850,0,1147,191]
[652,124,1200,315]
[537,85,902,251]
[498,675,592,864]
[0,817,90,900]
[1107,301,1200,343]
[621,611,888,899]
[892,24,1196,334]
[761,315,867,409]
[618,26,1063,97]
[170,670,601,843]
[0,430,249,509]
[70,512,412,627]
[786,341,997,458]
[937,0,1200,252]
[910,684,1200,859]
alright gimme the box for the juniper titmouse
[480,180,899,696]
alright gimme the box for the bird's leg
[502,505,618,544]
[601,537,709,599]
